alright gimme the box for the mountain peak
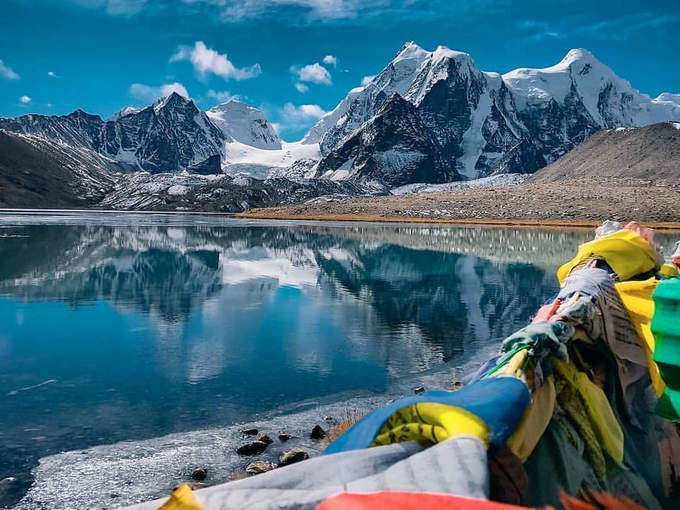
[557,48,600,68]
[393,41,429,63]
[206,98,281,150]
[109,106,140,121]
[208,98,259,115]
[153,92,194,114]
[66,109,103,122]
[432,45,472,63]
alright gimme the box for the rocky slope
[314,94,461,187]
[531,122,680,182]
[99,173,369,212]
[0,130,120,208]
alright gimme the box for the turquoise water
[2,214,670,509]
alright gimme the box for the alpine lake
[1,212,676,509]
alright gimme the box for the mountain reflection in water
[1,217,674,508]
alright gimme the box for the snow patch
[373,150,426,173]
[458,87,493,179]
[167,185,189,196]
[322,157,355,181]
[223,141,321,177]
[391,173,529,195]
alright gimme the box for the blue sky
[0,0,678,141]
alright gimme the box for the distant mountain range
[306,44,680,186]
[1,43,679,209]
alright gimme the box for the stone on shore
[310,425,328,440]
[246,461,276,475]
[279,448,309,466]
[257,434,274,444]
[191,467,207,481]
[236,440,268,456]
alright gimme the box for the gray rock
[246,461,276,475]
[191,467,207,481]
[310,425,328,440]
[278,448,310,467]
[242,428,258,436]
[236,440,268,456]
[227,470,248,482]
[257,434,273,444]
[278,433,291,442]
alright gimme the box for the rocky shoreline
[186,425,325,487]
[239,178,680,228]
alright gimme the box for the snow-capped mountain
[99,93,225,172]
[1,43,679,192]
[314,93,461,187]
[0,93,225,173]
[0,109,105,150]
[206,99,281,150]
[305,43,680,185]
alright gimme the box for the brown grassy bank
[238,179,680,232]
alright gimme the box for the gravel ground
[241,178,680,225]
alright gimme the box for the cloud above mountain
[291,63,332,85]
[0,59,19,80]
[207,89,238,103]
[269,102,327,137]
[171,41,262,81]
[70,0,421,24]
[183,0,390,22]
[71,0,149,16]
[129,82,189,102]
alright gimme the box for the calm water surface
[1,213,674,508]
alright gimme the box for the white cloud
[574,13,678,41]
[171,41,261,81]
[271,102,327,137]
[297,104,326,118]
[282,102,326,121]
[161,82,189,97]
[129,82,189,102]
[0,59,19,80]
[322,54,337,67]
[71,0,148,16]
[185,0,389,22]
[291,62,331,85]
[361,75,375,86]
[47,71,57,77]
[295,82,309,93]
[19,95,31,104]
[207,89,238,102]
